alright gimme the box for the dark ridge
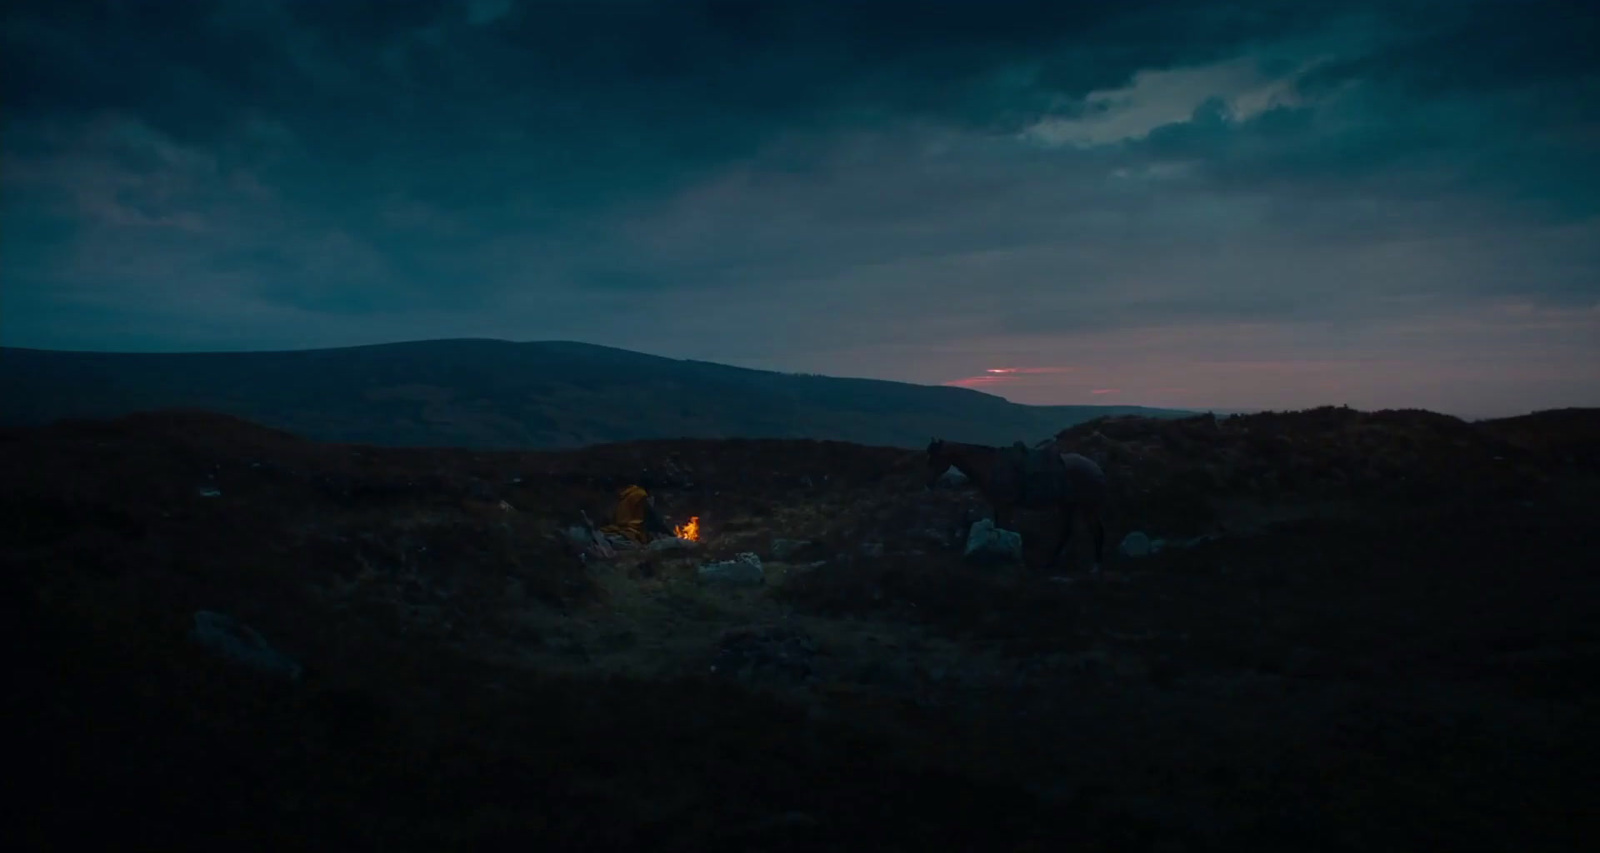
[0,339,1194,450]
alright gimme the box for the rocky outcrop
[189,610,303,680]
[699,552,766,586]
[1051,407,1548,535]
[963,518,1023,565]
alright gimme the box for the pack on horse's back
[1006,441,1070,507]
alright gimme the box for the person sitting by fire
[600,484,673,545]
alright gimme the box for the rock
[1119,531,1153,558]
[564,525,614,558]
[1115,531,1217,559]
[189,610,303,680]
[699,552,765,587]
[604,533,641,550]
[859,541,885,558]
[963,518,1022,565]
[934,465,969,488]
[648,536,697,552]
[197,486,222,498]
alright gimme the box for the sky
[3,0,1597,418]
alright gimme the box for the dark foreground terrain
[7,407,1599,852]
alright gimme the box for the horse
[926,438,1107,573]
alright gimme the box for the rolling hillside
[9,407,1597,850]
[0,339,1191,449]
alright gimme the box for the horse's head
[925,437,951,487]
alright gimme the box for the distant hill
[0,339,1195,449]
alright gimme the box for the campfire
[673,516,701,542]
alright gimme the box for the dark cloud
[0,0,1365,206]
[2,0,1596,415]
[1299,1,1600,96]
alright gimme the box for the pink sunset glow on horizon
[943,366,1079,389]
[942,375,1011,388]
[910,301,1599,418]
[940,366,1137,404]
[927,349,1600,418]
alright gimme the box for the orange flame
[673,516,700,541]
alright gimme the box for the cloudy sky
[3,0,1597,417]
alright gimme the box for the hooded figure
[600,484,671,545]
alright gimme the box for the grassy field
[7,409,1598,851]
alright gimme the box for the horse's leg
[1091,515,1105,573]
[1049,504,1075,571]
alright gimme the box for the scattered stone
[604,533,641,550]
[859,541,885,558]
[699,552,765,587]
[963,518,1022,565]
[564,524,614,559]
[1116,530,1219,559]
[934,465,969,488]
[188,610,302,680]
[648,536,698,552]
[1119,531,1154,558]
[197,486,222,498]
